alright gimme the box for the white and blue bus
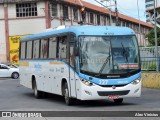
[19,26,141,105]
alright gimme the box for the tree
[146,27,160,46]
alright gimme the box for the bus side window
[40,39,48,59]
[33,40,40,59]
[20,42,26,59]
[49,37,57,59]
[26,41,33,59]
[58,36,67,59]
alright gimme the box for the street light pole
[154,0,159,72]
[137,0,141,46]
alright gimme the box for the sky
[85,0,146,22]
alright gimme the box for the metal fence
[140,47,160,71]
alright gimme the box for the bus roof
[21,26,135,41]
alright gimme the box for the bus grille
[97,90,130,96]
[99,84,128,87]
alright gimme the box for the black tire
[33,80,43,99]
[63,82,74,105]
[114,98,123,104]
[11,72,19,79]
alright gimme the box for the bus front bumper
[76,80,141,100]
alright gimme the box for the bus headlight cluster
[131,78,141,85]
[80,78,94,86]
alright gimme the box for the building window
[90,13,94,24]
[122,21,125,26]
[106,16,110,25]
[146,0,153,3]
[126,23,129,27]
[102,16,106,25]
[97,15,100,25]
[146,4,153,8]
[63,6,68,20]
[73,7,78,20]
[51,3,57,16]
[16,3,37,17]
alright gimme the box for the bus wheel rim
[65,88,69,103]
[34,85,37,96]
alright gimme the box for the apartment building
[0,0,153,63]
[145,0,160,27]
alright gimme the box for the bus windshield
[79,35,140,77]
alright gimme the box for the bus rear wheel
[33,80,43,99]
[114,98,123,104]
[63,82,74,105]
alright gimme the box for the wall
[0,21,6,63]
[142,73,160,89]
[0,4,4,18]
[9,19,46,35]
[8,1,46,35]
[0,5,6,63]
[0,1,46,63]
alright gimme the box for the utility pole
[114,0,119,26]
[100,0,112,25]
[154,0,159,72]
[137,0,142,46]
[96,0,119,26]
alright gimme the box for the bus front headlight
[80,78,94,86]
[131,78,141,85]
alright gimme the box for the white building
[146,0,160,27]
[0,0,153,63]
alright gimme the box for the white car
[0,64,19,79]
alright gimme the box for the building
[0,0,153,64]
[145,0,160,27]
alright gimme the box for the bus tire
[33,80,43,99]
[114,98,123,104]
[63,82,74,105]
[11,72,19,79]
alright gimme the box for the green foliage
[141,61,156,71]
[148,64,156,70]
[146,27,160,46]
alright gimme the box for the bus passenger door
[58,34,77,97]
[68,34,77,98]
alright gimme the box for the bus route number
[99,80,108,85]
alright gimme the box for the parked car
[0,64,19,79]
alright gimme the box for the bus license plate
[108,95,119,100]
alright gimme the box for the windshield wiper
[95,54,111,77]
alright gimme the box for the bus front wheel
[114,98,123,104]
[63,82,74,105]
[33,80,43,99]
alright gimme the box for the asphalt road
[0,78,160,120]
